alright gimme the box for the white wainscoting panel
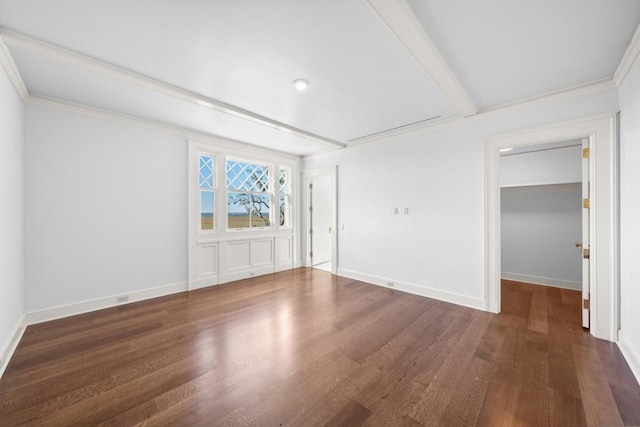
[253,239,274,267]
[195,235,294,288]
[198,244,218,278]
[227,241,252,271]
[276,235,294,272]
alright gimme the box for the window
[198,154,216,230]
[279,167,291,228]
[226,159,271,229]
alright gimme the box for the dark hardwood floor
[1,270,639,426]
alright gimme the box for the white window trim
[188,138,299,291]
[196,151,218,234]
[225,156,274,232]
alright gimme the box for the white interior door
[581,138,590,329]
[310,175,332,266]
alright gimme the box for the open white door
[310,176,332,266]
[581,138,590,329]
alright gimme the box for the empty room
[2,1,640,426]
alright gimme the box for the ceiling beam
[347,77,615,147]
[367,0,477,117]
[28,93,303,159]
[0,27,346,150]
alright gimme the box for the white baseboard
[191,264,292,292]
[275,262,295,273]
[618,329,640,385]
[501,272,581,290]
[4,265,303,379]
[0,314,26,379]
[219,265,278,285]
[24,281,188,325]
[337,268,485,311]
[188,277,220,291]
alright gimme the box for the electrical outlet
[117,296,129,303]
[386,281,395,288]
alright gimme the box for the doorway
[303,167,338,274]
[309,175,332,271]
[498,139,586,329]
[484,114,618,341]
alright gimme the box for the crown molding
[480,77,615,115]
[482,110,618,146]
[341,77,615,151]
[615,21,640,87]
[27,93,302,160]
[0,27,345,150]
[0,37,28,100]
[367,0,477,117]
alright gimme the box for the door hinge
[583,248,590,259]
[583,299,590,310]
[583,147,590,158]
[583,198,590,209]
[309,229,313,235]
[309,206,313,212]
[309,183,313,189]
[310,252,313,258]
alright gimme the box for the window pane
[226,160,269,192]
[279,194,288,227]
[279,168,288,194]
[227,192,251,229]
[199,155,214,189]
[200,191,214,230]
[251,194,270,227]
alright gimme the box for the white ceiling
[1,0,639,156]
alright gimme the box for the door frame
[484,112,619,341]
[581,137,591,328]
[302,166,338,274]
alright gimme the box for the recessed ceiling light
[293,79,309,91]
[499,147,514,153]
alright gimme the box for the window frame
[225,156,274,232]
[279,166,292,229]
[197,151,217,233]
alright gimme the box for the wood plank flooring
[1,270,639,426]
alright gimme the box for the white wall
[500,145,582,187]
[501,184,582,289]
[0,64,24,368]
[303,88,618,309]
[24,105,187,313]
[500,146,582,289]
[619,55,640,380]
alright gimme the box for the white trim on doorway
[485,112,619,342]
[302,166,338,275]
